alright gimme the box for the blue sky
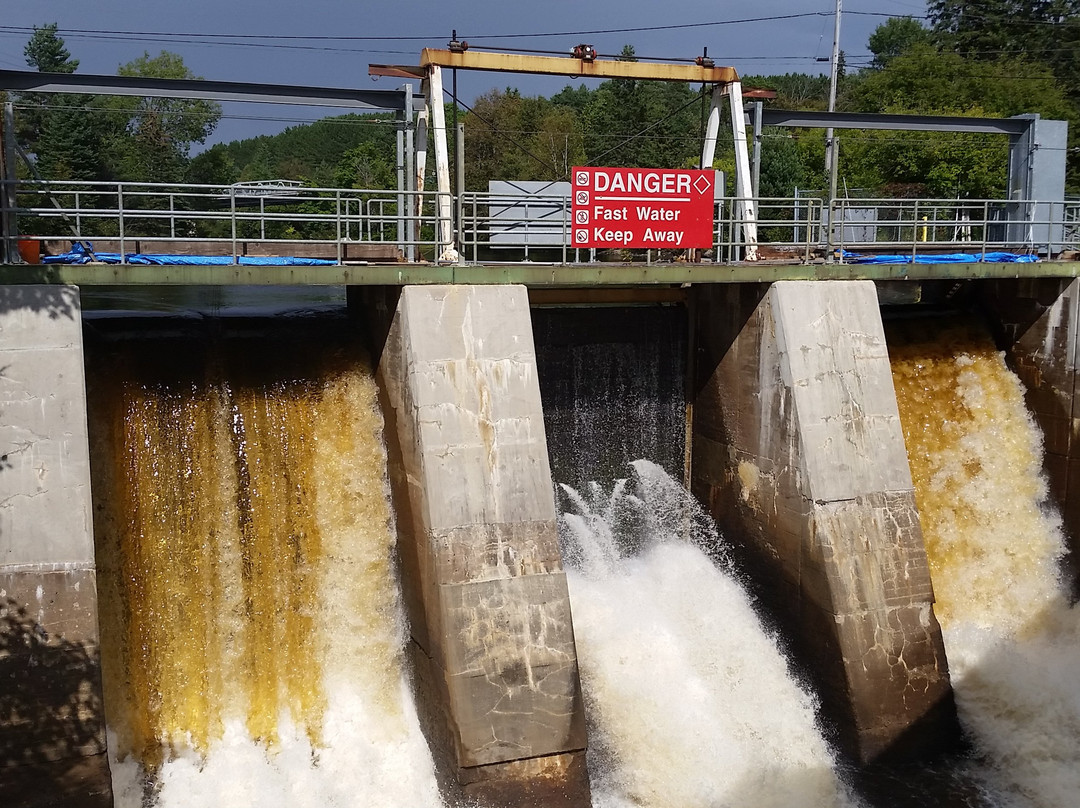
[1,0,930,145]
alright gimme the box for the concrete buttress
[0,285,112,806]
[690,280,958,764]
[361,284,590,807]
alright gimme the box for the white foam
[560,461,852,808]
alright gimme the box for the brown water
[889,320,1079,808]
[86,320,441,806]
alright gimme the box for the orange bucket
[16,240,40,264]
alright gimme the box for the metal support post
[456,121,464,259]
[397,84,407,255]
[426,65,457,261]
[2,101,19,263]
[752,100,763,200]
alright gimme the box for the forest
[7,2,1080,202]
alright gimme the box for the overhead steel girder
[0,69,422,111]
[761,108,1031,135]
[418,48,739,83]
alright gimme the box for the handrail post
[336,190,343,265]
[117,184,126,263]
[912,199,919,262]
[230,186,237,263]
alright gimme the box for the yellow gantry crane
[372,45,759,261]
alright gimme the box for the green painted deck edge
[2,261,1078,286]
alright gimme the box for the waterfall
[558,460,854,808]
[87,326,442,808]
[890,321,1080,808]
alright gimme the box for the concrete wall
[0,286,111,806]
[690,280,957,764]
[361,285,589,807]
[980,277,1080,594]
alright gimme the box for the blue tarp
[42,242,336,267]
[841,250,1039,265]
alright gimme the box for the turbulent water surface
[558,460,854,808]
[889,321,1080,808]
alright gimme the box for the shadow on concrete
[0,281,78,321]
[0,598,112,808]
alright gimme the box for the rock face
[690,280,958,764]
[364,285,590,807]
[0,285,112,806]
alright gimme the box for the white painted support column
[725,81,758,261]
[700,85,723,170]
[426,66,459,262]
[415,78,430,248]
[699,82,758,261]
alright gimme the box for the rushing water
[86,322,442,807]
[889,321,1080,808]
[558,460,854,808]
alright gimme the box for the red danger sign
[571,166,715,250]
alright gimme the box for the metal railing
[3,180,452,263]
[2,179,1072,265]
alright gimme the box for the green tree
[929,0,1080,99]
[105,51,222,183]
[15,24,116,182]
[333,141,395,189]
[844,43,1077,194]
[23,23,78,73]
[463,89,584,187]
[579,46,701,169]
[867,17,933,69]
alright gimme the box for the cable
[0,14,910,43]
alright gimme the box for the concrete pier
[362,285,590,807]
[0,286,112,806]
[690,280,957,764]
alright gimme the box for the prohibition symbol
[575,210,589,224]
[575,171,590,186]
[575,229,589,244]
[575,190,589,205]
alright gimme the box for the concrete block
[370,284,588,803]
[441,573,584,767]
[691,280,954,764]
[0,287,94,567]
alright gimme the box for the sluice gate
[3,272,1080,807]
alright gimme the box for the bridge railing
[3,180,453,263]
[2,179,1071,265]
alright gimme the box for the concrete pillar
[364,285,589,807]
[980,277,1080,595]
[690,280,957,764]
[0,286,112,806]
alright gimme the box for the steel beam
[419,49,738,83]
[761,108,1030,135]
[0,69,420,110]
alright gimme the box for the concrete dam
[3,278,1080,807]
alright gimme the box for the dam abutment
[358,284,591,807]
[689,280,959,764]
[0,286,112,806]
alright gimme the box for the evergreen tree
[16,24,114,182]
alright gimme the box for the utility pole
[825,0,842,260]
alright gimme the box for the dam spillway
[2,277,1080,807]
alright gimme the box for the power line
[0,14,912,44]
